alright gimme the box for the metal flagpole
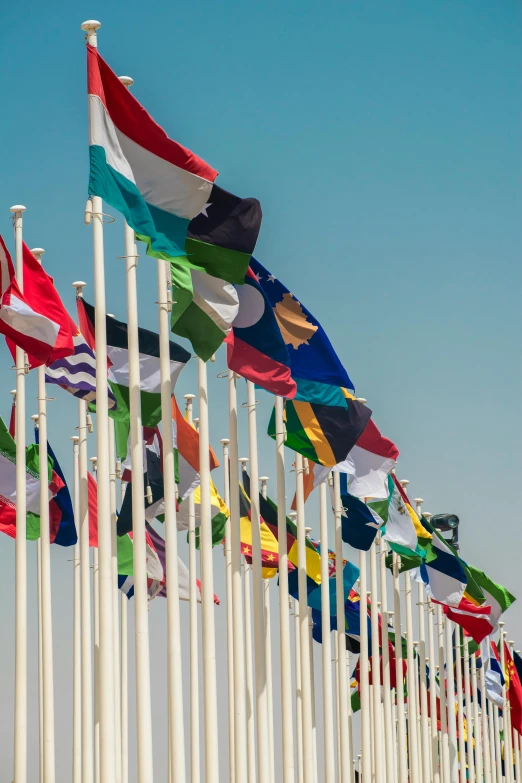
[493,703,502,783]
[454,625,467,783]
[11,204,27,783]
[157,258,186,783]
[120,482,129,783]
[90,456,100,783]
[444,617,459,781]
[294,594,304,782]
[185,393,201,783]
[295,452,315,783]
[31,248,57,783]
[108,416,122,783]
[37,533,44,783]
[333,471,352,783]
[307,605,319,783]
[392,553,408,783]
[480,643,493,783]
[240,456,256,783]
[488,700,497,783]
[72,435,82,783]
[110,78,155,783]
[413,499,431,783]
[471,648,484,782]
[227,373,248,782]
[246,381,271,782]
[426,595,441,783]
[259,475,276,783]
[359,555,372,780]
[77,394,94,783]
[369,539,385,783]
[379,533,396,783]
[436,604,450,782]
[274,395,295,782]
[197,357,220,781]
[221,437,236,783]
[319,479,335,783]
[499,626,513,783]
[463,629,476,783]
[81,21,117,783]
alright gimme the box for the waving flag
[35,430,77,547]
[485,641,504,707]
[0,235,60,363]
[504,641,522,734]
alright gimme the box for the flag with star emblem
[239,482,279,578]
[170,184,262,360]
[254,258,371,466]
[504,641,522,734]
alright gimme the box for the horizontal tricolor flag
[435,596,493,643]
[87,44,218,261]
[0,235,60,364]
[485,641,504,707]
[78,298,190,428]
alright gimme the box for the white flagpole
[197,357,220,781]
[90,456,101,783]
[240,457,257,783]
[444,617,459,781]
[245,382,271,782]
[77,394,94,783]
[436,604,450,782]
[107,415,122,783]
[307,602,318,783]
[369,538,385,783]
[493,703,502,783]
[294,451,315,783]
[11,204,27,783]
[30,248,57,783]
[184,393,201,783]
[359,562,372,780]
[319,480,335,783]
[488,701,497,783]
[392,553,408,783]
[120,481,129,783]
[500,625,513,783]
[454,625,467,783]
[221,437,236,783]
[480,643,493,783]
[111,77,154,783]
[413,499,431,783]
[470,646,484,781]
[37,534,44,783]
[332,471,352,783]
[72,435,82,783]
[293,594,304,782]
[274,395,295,782]
[80,21,117,783]
[463,628,476,783]
[259,475,276,783]
[156,258,186,783]
[227,373,248,782]
[379,533,396,783]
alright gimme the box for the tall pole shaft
[436,605,450,782]
[244,563,257,783]
[392,554,408,783]
[186,398,200,783]
[454,625,467,783]
[369,541,385,783]
[12,205,27,783]
[227,373,248,781]
[295,452,315,783]
[246,381,270,781]
[274,395,295,782]
[221,438,236,783]
[444,617,459,781]
[417,582,431,783]
[37,540,44,783]
[197,357,220,781]
[108,418,122,783]
[157,258,186,782]
[360,547,372,783]
[470,647,484,781]
[500,628,513,783]
[479,644,493,783]
[72,438,82,783]
[463,630,475,783]
[405,571,420,782]
[78,399,94,783]
[319,480,335,783]
[333,472,351,783]
[120,480,129,783]
[379,535,396,783]
[294,596,304,782]
[258,474,275,783]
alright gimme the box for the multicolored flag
[171,185,262,360]
[226,266,296,398]
[35,431,77,547]
[5,243,74,367]
[464,566,515,632]
[435,597,493,643]
[0,235,61,364]
[504,641,522,734]
[78,298,190,428]
[485,640,504,707]
[239,483,280,578]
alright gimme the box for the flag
[307,558,360,615]
[171,395,219,502]
[464,566,515,631]
[239,483,280,578]
[179,480,229,548]
[171,185,262,360]
[0,235,60,363]
[34,430,77,547]
[88,472,99,547]
[256,257,371,467]
[117,435,165,535]
[45,322,117,410]
[0,417,66,542]
[384,474,431,555]
[436,597,493,644]
[514,650,522,685]
[87,44,217,262]
[5,243,74,367]
[339,474,387,551]
[301,418,399,504]
[485,641,504,707]
[226,266,296,397]
[504,641,522,734]
[116,529,165,601]
[78,298,190,427]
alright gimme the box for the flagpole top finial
[81,20,101,31]
[357,397,367,405]
[72,281,87,297]
[424,512,432,520]
[184,393,196,401]
[399,479,409,488]
[71,435,80,443]
[220,438,230,445]
[414,497,424,504]
[239,458,249,469]
[31,248,45,259]
[304,526,312,534]
[118,76,134,88]
[10,389,16,396]
[9,205,26,213]
[31,414,39,422]
[259,476,269,482]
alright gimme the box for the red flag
[0,236,64,364]
[88,473,98,547]
[505,641,522,734]
[435,597,493,644]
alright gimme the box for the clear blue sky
[0,1,520,780]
